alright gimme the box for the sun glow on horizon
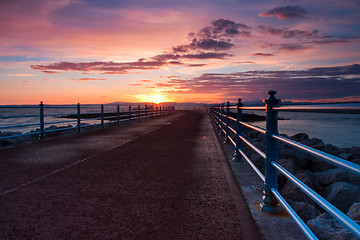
[135,94,172,104]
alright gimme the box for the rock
[290,133,309,142]
[309,158,332,172]
[307,213,358,240]
[279,148,310,171]
[0,131,22,137]
[346,202,360,221]
[323,182,360,213]
[318,144,340,155]
[301,138,324,147]
[250,153,265,173]
[281,170,316,204]
[45,125,58,130]
[317,168,360,186]
[338,153,352,160]
[278,158,295,189]
[287,200,321,222]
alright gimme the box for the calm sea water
[0,105,123,135]
[244,103,360,148]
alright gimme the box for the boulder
[338,153,352,160]
[317,168,360,186]
[287,200,321,222]
[290,133,309,142]
[309,158,332,172]
[346,202,360,222]
[307,213,358,240]
[323,182,360,213]
[301,138,324,147]
[278,158,295,189]
[280,170,316,204]
[279,148,310,171]
[250,153,265,173]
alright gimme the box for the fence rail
[0,103,174,142]
[209,90,360,240]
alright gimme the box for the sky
[0,0,359,104]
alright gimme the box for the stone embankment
[241,128,360,240]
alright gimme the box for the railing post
[39,101,45,139]
[145,105,148,119]
[224,101,230,143]
[259,90,282,213]
[151,105,153,118]
[77,103,81,133]
[232,99,243,161]
[117,105,120,125]
[100,104,104,128]
[128,105,132,123]
[138,105,141,121]
[156,106,158,116]
[219,103,224,135]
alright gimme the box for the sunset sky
[1,0,359,104]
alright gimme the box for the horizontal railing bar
[240,121,266,134]
[273,106,360,114]
[0,123,39,129]
[271,188,318,240]
[238,135,266,159]
[272,161,360,238]
[272,134,360,176]
[238,148,265,182]
[240,107,266,110]
[210,110,266,181]
[225,115,267,134]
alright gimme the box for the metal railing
[209,90,360,240]
[0,103,174,142]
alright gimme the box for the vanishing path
[0,111,262,239]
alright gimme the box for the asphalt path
[0,111,262,239]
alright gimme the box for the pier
[0,111,262,239]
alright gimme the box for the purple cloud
[259,6,309,20]
[252,53,275,57]
[161,64,360,101]
[258,25,317,38]
[31,18,241,74]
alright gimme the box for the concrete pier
[0,111,262,239]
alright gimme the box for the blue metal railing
[209,90,360,240]
[0,103,174,143]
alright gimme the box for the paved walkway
[0,111,262,239]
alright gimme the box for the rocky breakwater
[241,129,360,240]
[0,124,78,147]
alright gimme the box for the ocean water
[244,103,360,148]
[0,104,124,135]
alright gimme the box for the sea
[0,104,124,136]
[243,103,360,148]
[0,103,359,148]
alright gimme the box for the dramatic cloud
[31,60,167,74]
[183,52,231,59]
[160,64,360,101]
[173,18,250,53]
[252,53,274,57]
[31,18,241,74]
[259,5,309,20]
[258,25,318,38]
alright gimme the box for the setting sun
[135,94,171,104]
